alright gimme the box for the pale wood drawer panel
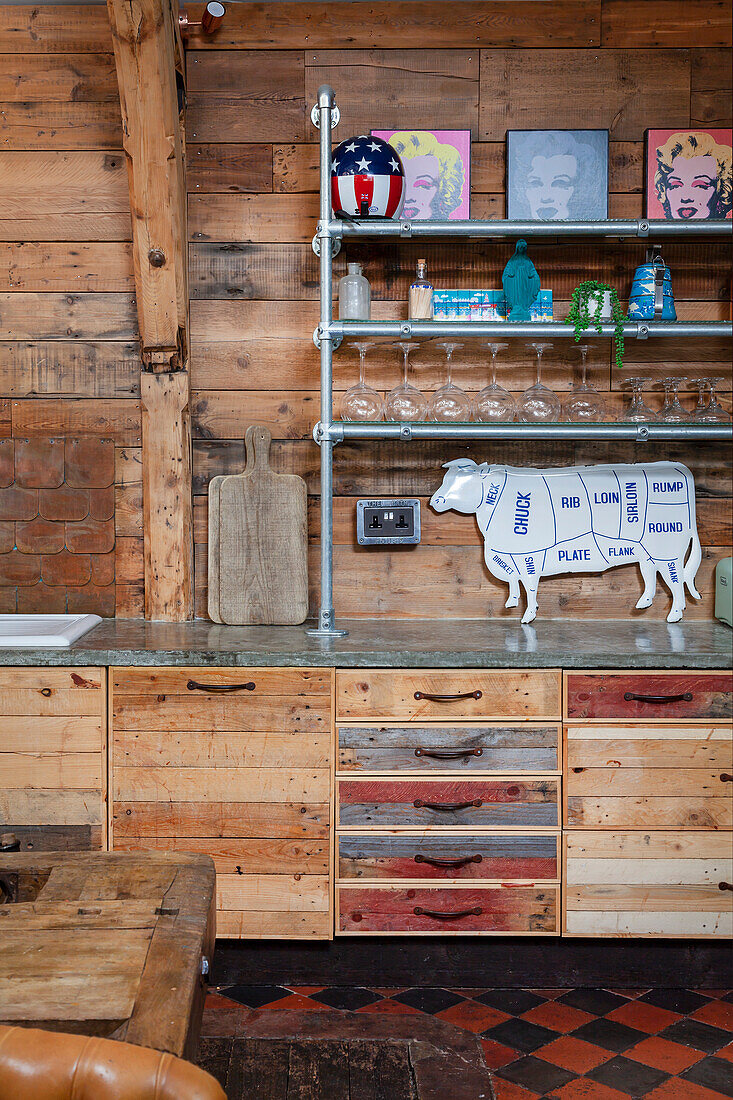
[565,724,733,830]
[115,836,330,876]
[114,729,330,770]
[216,912,331,939]
[338,777,559,829]
[112,668,331,696]
[112,800,329,840]
[218,874,330,913]
[338,724,560,773]
[338,833,559,882]
[0,668,106,852]
[564,832,733,938]
[112,666,331,733]
[114,767,330,804]
[566,725,732,771]
[338,884,559,934]
[0,667,103,716]
[565,672,733,721]
[336,670,561,722]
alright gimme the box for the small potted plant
[566,280,625,368]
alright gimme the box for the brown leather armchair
[0,1025,226,1100]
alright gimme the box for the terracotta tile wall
[0,435,142,617]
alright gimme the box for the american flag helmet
[331,135,405,218]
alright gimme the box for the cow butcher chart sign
[430,461,702,624]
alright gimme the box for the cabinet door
[111,667,333,939]
[0,667,106,851]
[565,724,732,829]
[564,832,733,938]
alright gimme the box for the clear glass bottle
[409,259,433,320]
[338,263,371,320]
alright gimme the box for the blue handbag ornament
[628,247,676,321]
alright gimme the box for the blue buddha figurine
[502,239,540,322]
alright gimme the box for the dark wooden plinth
[198,1010,495,1100]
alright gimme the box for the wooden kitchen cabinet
[110,667,333,939]
[563,671,733,939]
[0,667,107,851]
[336,668,562,935]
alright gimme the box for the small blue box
[432,289,553,322]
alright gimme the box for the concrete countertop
[0,618,730,669]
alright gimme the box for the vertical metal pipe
[307,86,346,636]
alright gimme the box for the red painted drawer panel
[337,778,559,828]
[338,834,559,881]
[566,673,733,720]
[338,886,558,933]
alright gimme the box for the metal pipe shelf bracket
[307,85,733,638]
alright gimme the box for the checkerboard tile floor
[204,985,733,1098]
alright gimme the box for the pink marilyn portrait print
[372,130,470,220]
[646,129,732,220]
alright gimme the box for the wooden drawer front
[111,667,332,940]
[338,834,559,882]
[338,778,559,829]
[0,668,105,851]
[565,725,732,829]
[564,832,733,938]
[566,672,732,721]
[336,670,561,722]
[338,885,559,934]
[338,724,560,773]
[113,667,331,733]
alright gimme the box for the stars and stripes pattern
[331,134,405,218]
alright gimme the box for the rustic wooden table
[0,850,216,1059]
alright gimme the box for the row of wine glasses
[621,376,729,423]
[341,341,730,424]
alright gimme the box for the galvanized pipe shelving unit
[307,85,733,638]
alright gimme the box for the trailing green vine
[565,280,625,369]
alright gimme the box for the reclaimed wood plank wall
[0,2,730,620]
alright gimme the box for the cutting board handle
[244,424,272,474]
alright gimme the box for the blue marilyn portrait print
[506,130,609,221]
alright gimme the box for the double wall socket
[356,499,421,545]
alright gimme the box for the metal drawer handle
[414,854,483,868]
[186,679,256,693]
[721,774,733,782]
[719,882,733,892]
[623,691,692,704]
[414,747,483,759]
[413,798,482,812]
[413,905,482,921]
[414,690,482,702]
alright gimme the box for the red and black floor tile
[203,985,733,1098]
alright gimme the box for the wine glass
[475,342,516,423]
[384,342,427,422]
[518,343,561,422]
[563,344,607,422]
[656,376,689,423]
[618,376,655,422]
[340,341,384,421]
[695,376,731,423]
[427,342,473,422]
[692,378,712,421]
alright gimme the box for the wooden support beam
[107,0,193,620]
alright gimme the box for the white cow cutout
[429,460,702,624]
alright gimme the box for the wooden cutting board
[216,425,308,625]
